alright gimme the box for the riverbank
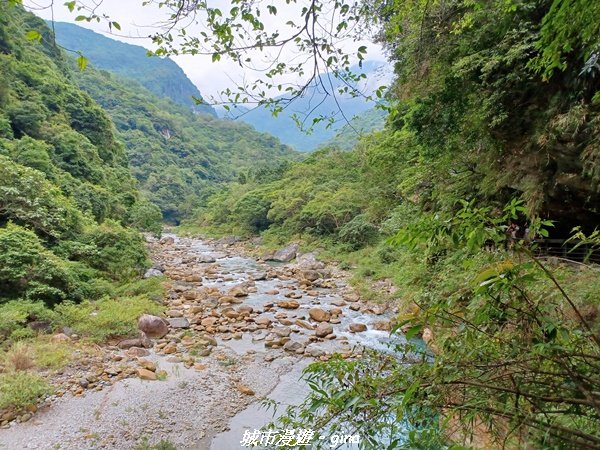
[0,234,399,449]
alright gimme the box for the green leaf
[404,325,423,340]
[111,22,121,31]
[76,54,88,71]
[25,30,42,42]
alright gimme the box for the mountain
[0,5,160,305]
[71,66,299,223]
[47,22,298,223]
[221,61,391,151]
[49,21,216,116]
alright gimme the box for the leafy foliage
[69,61,298,223]
[0,5,159,309]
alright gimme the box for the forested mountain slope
[50,21,216,116]
[0,5,161,307]
[68,65,298,223]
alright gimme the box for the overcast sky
[25,0,387,99]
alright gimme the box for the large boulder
[267,244,299,263]
[296,253,326,270]
[197,254,216,263]
[309,308,331,322]
[159,236,175,245]
[315,323,334,338]
[143,268,163,278]
[138,314,169,339]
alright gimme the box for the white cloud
[25,0,386,99]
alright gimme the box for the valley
[1,234,394,449]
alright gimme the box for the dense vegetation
[186,0,600,447]
[68,65,298,223]
[50,21,216,115]
[0,5,166,410]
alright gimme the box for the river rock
[295,319,314,330]
[138,359,157,372]
[201,317,219,327]
[349,323,367,332]
[143,268,163,278]
[315,323,333,338]
[162,343,177,354]
[236,383,255,396]
[283,340,304,352]
[301,270,321,282]
[255,317,272,327]
[251,272,267,281]
[168,317,190,328]
[272,326,291,337]
[267,244,299,263]
[159,236,175,245]
[137,368,157,380]
[197,254,216,263]
[228,285,248,297]
[309,308,331,322]
[277,300,300,309]
[126,347,150,358]
[118,334,151,349]
[296,253,326,270]
[166,309,183,318]
[372,320,391,331]
[237,305,254,315]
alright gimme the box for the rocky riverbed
[0,234,398,450]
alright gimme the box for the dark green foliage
[337,214,378,250]
[0,5,159,311]
[80,220,149,282]
[0,224,72,305]
[68,63,298,224]
[128,201,163,236]
[0,155,83,239]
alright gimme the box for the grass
[0,370,52,411]
[54,294,164,342]
[134,438,177,450]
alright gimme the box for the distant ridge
[49,21,216,116]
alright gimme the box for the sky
[25,0,387,100]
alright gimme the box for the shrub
[337,214,379,250]
[81,220,150,281]
[54,295,164,342]
[0,224,73,305]
[0,371,52,411]
[128,199,163,236]
[0,300,53,339]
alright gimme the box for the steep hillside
[323,108,387,151]
[68,64,298,223]
[0,5,162,306]
[50,21,216,116]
